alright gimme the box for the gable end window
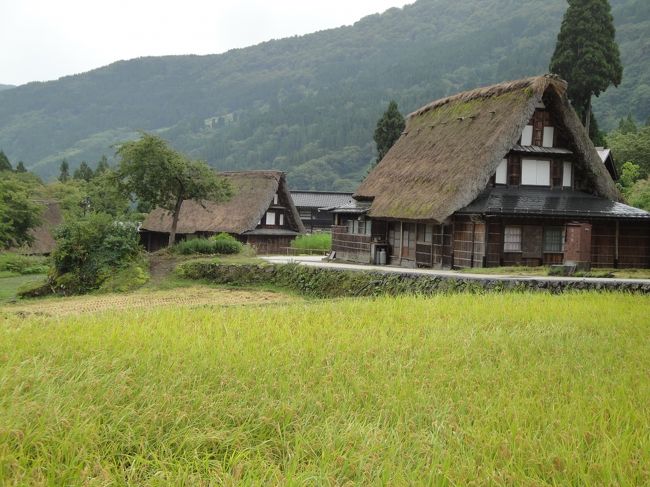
[495,159,507,185]
[503,226,522,252]
[265,211,276,225]
[521,159,550,186]
[521,125,533,146]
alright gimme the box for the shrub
[174,238,216,255]
[51,213,144,294]
[211,233,243,254]
[290,233,332,253]
[173,233,243,255]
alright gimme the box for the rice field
[1,292,649,485]
[1,286,297,317]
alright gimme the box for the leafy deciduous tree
[116,133,232,246]
[0,173,42,249]
[549,0,623,136]
[373,100,405,165]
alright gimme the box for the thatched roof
[15,200,63,255]
[141,171,305,234]
[355,74,622,223]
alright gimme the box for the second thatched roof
[355,74,621,223]
[141,171,304,235]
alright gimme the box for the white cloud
[0,0,411,85]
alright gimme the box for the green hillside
[0,0,647,189]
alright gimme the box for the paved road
[260,255,650,286]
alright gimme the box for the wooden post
[615,220,619,269]
[399,221,404,265]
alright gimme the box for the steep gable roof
[355,75,621,222]
[141,170,305,234]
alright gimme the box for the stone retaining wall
[178,261,650,297]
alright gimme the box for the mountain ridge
[0,0,647,190]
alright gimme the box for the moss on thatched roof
[355,75,621,222]
[141,171,304,235]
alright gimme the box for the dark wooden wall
[331,225,372,263]
[244,235,295,255]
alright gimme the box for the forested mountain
[0,84,15,91]
[0,0,648,190]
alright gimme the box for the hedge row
[177,262,650,298]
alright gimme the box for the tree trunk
[168,195,184,247]
[584,98,592,136]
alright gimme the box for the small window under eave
[495,159,507,185]
[563,161,572,188]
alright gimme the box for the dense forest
[0,0,648,190]
[0,84,15,91]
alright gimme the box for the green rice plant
[290,232,332,253]
[0,292,648,485]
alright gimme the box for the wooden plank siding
[618,222,650,268]
[451,217,485,268]
[331,225,372,263]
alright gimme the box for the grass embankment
[1,293,649,484]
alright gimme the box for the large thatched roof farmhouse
[332,75,650,269]
[141,171,304,253]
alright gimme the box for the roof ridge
[408,74,567,119]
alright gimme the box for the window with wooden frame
[503,226,522,252]
[417,224,434,243]
[279,213,285,226]
[265,211,276,225]
[521,159,550,186]
[495,159,507,185]
[520,125,533,146]
[543,227,564,253]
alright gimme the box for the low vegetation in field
[1,292,648,485]
[1,285,297,317]
[290,232,332,253]
[0,274,47,304]
[0,252,49,276]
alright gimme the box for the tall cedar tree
[373,101,405,165]
[0,150,11,171]
[73,161,94,182]
[95,155,110,175]
[15,161,27,173]
[59,159,70,182]
[549,0,622,137]
[116,133,232,246]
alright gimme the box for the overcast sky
[1,0,412,86]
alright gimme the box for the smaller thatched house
[332,75,650,269]
[140,171,305,253]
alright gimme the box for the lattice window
[543,227,564,253]
[503,226,522,252]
